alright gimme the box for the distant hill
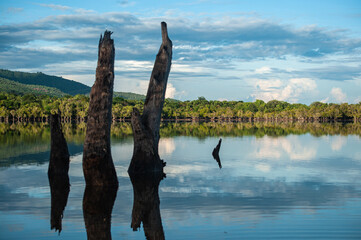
[0,69,90,95]
[0,69,146,100]
[114,91,145,101]
[0,77,68,97]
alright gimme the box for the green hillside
[0,69,146,100]
[114,91,145,101]
[0,69,91,95]
[0,77,68,97]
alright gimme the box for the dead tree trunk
[128,22,172,174]
[48,113,70,234]
[83,31,118,186]
[212,138,222,169]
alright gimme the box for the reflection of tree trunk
[83,186,118,240]
[128,22,172,174]
[212,138,222,169]
[48,112,70,233]
[49,177,70,233]
[130,172,165,240]
[83,31,118,186]
[48,113,70,177]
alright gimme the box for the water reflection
[130,172,166,240]
[48,175,70,233]
[1,122,361,239]
[83,186,118,240]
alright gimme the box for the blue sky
[1,0,360,103]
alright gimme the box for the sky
[0,0,361,104]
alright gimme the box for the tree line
[0,93,361,123]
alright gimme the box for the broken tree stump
[83,31,118,186]
[128,22,172,174]
[48,112,70,234]
[212,138,222,168]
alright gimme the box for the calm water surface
[1,123,361,239]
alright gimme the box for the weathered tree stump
[83,186,118,240]
[130,172,165,240]
[128,22,172,174]
[212,138,222,169]
[83,31,118,186]
[48,113,70,234]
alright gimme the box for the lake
[1,122,361,239]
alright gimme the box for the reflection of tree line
[1,93,361,123]
[1,122,361,141]
[1,122,360,167]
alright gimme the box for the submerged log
[212,138,222,169]
[48,113,70,234]
[130,172,165,240]
[83,186,118,240]
[83,31,118,186]
[128,22,172,174]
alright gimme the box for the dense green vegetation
[0,93,360,123]
[0,69,146,100]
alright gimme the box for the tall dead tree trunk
[48,113,70,234]
[128,22,172,174]
[83,31,118,186]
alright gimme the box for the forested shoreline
[0,93,360,123]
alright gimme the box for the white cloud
[354,96,361,103]
[165,83,176,98]
[251,78,317,102]
[330,87,347,103]
[38,4,72,11]
[255,66,272,74]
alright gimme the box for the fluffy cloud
[255,66,272,74]
[251,78,317,102]
[1,12,360,69]
[330,87,347,103]
[1,10,360,101]
[165,83,176,98]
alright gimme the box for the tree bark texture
[83,186,118,240]
[83,31,118,186]
[48,112,70,234]
[128,22,172,174]
[130,172,165,240]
